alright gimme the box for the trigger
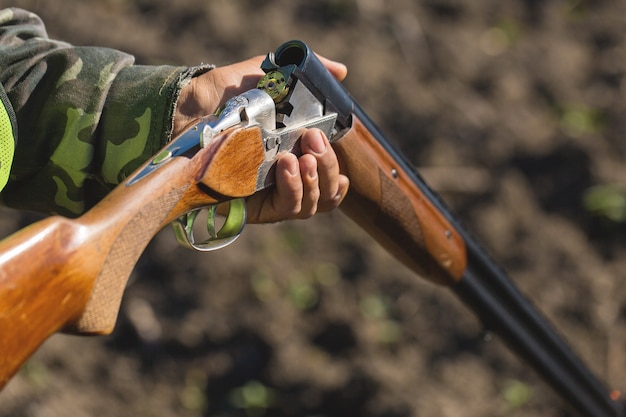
[172,198,247,251]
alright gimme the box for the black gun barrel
[455,245,623,417]
[356,96,625,416]
[269,39,625,417]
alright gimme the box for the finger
[297,154,320,219]
[299,129,340,205]
[271,152,303,219]
[332,175,350,209]
[316,54,348,81]
[316,170,349,212]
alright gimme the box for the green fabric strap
[0,86,15,191]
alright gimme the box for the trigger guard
[172,198,247,252]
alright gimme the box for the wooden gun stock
[0,125,263,388]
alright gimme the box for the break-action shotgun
[0,40,622,416]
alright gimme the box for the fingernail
[335,62,348,76]
[309,131,327,154]
[307,165,317,180]
[284,155,298,176]
[335,182,348,202]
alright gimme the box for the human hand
[173,55,348,134]
[174,54,350,224]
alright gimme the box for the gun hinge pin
[265,135,281,151]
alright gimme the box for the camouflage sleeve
[0,7,212,216]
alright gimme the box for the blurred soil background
[0,0,625,416]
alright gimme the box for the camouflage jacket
[0,7,211,217]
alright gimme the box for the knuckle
[299,204,318,219]
[285,201,303,219]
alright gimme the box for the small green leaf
[289,279,318,310]
[360,295,390,319]
[502,379,534,409]
[179,370,208,412]
[312,262,341,286]
[583,184,626,223]
[377,319,402,344]
[230,380,275,415]
[251,271,279,303]
[559,104,605,136]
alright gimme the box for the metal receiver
[167,64,338,251]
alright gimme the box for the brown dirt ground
[1,0,625,416]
